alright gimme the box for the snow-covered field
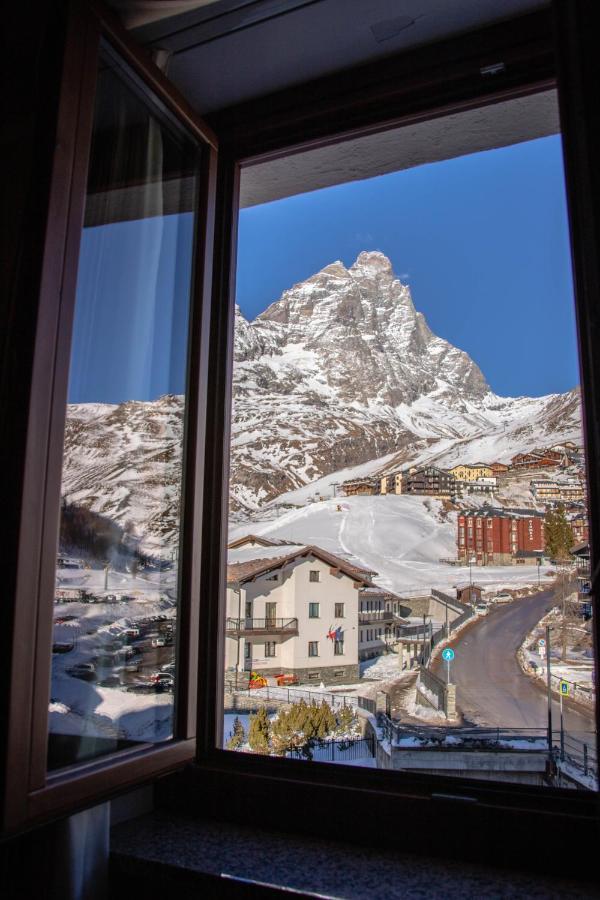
[230,494,553,596]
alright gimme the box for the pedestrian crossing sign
[559,680,570,696]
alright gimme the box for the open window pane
[222,92,597,790]
[48,46,200,770]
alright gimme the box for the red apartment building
[457,508,545,565]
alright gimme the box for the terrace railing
[226,617,299,636]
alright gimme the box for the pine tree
[336,705,356,735]
[226,716,246,751]
[544,505,574,562]
[248,706,270,753]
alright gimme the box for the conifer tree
[336,705,356,735]
[544,505,574,561]
[226,716,246,751]
[248,706,270,753]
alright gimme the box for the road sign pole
[545,625,553,758]
[560,689,565,761]
[442,647,454,684]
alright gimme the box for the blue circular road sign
[442,648,455,661]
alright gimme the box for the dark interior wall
[0,0,69,821]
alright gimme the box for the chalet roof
[360,585,405,602]
[409,464,451,476]
[227,545,377,586]
[342,476,378,486]
[227,534,295,549]
[459,506,545,520]
[571,542,590,557]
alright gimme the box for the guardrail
[225,682,375,713]
[375,720,597,779]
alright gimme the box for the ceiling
[240,90,560,208]
[128,0,550,114]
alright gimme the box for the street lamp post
[546,624,553,760]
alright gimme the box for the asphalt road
[437,591,595,740]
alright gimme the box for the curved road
[435,591,595,742]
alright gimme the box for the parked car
[492,591,512,604]
[68,663,96,682]
[99,674,121,687]
[151,636,166,648]
[474,603,489,616]
[150,672,174,688]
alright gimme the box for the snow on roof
[227,544,377,586]
[228,544,307,565]
[227,534,296,549]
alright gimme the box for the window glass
[49,47,199,770]
[223,98,596,791]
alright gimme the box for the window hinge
[480,62,506,77]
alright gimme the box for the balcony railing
[358,611,395,624]
[226,617,299,636]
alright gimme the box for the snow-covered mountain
[62,251,582,544]
[231,251,581,513]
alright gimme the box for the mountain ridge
[62,251,582,545]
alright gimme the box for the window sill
[110,809,599,898]
[152,754,598,881]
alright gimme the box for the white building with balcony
[225,539,377,685]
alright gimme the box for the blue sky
[69,135,579,403]
[236,135,579,398]
[69,213,193,404]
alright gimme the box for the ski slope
[229,495,550,595]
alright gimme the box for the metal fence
[288,735,375,762]
[225,682,376,713]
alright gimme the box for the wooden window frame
[166,0,599,880]
[4,0,600,877]
[2,0,217,835]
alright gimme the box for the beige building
[225,543,376,685]
[449,463,494,481]
[379,471,404,495]
[530,479,585,502]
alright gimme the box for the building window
[309,570,320,582]
[334,640,344,655]
[335,603,345,617]
[244,643,251,659]
[308,641,319,657]
[309,602,320,618]
[265,641,276,657]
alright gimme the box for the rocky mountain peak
[244,251,488,405]
[61,252,582,531]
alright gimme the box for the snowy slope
[229,495,550,596]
